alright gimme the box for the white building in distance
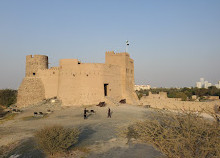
[215,81,220,89]
[196,78,212,89]
[135,85,151,91]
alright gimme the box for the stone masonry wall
[17,77,45,107]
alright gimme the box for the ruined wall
[148,92,168,99]
[204,96,219,100]
[17,77,45,107]
[141,95,219,113]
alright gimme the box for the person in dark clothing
[108,108,111,118]
[84,108,87,119]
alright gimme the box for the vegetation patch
[35,125,80,156]
[0,141,19,157]
[0,89,17,107]
[137,86,220,101]
[121,111,220,158]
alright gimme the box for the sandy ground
[0,102,163,158]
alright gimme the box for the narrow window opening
[104,84,109,96]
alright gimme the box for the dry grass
[121,110,220,158]
[0,113,17,124]
[21,115,49,121]
[214,104,220,114]
[0,141,19,157]
[35,125,80,156]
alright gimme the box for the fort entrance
[104,83,109,96]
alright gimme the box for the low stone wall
[140,96,220,113]
[204,96,219,100]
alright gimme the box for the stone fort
[17,51,138,107]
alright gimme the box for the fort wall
[17,51,138,107]
[58,61,104,105]
[17,55,48,107]
[105,51,138,104]
[17,77,45,107]
[38,67,59,99]
[148,92,168,99]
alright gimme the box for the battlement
[26,55,48,59]
[105,51,130,57]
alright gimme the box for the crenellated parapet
[105,51,130,57]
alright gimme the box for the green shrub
[35,125,80,156]
[137,93,143,100]
[0,89,17,107]
[175,92,188,101]
[122,111,220,158]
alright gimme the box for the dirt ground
[0,101,163,158]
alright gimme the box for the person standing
[84,108,87,119]
[108,108,111,118]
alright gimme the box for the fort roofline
[105,51,130,57]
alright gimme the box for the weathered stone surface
[17,77,45,107]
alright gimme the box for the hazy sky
[0,0,220,89]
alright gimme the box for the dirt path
[0,103,163,158]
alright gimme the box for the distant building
[135,85,151,91]
[196,82,202,88]
[215,81,220,89]
[200,78,204,85]
[195,78,212,89]
[204,81,212,89]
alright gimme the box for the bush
[136,92,143,100]
[122,111,220,158]
[175,92,188,101]
[0,89,17,107]
[35,125,80,156]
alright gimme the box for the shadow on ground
[88,143,163,158]
[76,126,96,147]
[6,138,45,158]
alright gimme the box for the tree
[0,89,17,107]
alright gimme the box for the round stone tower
[26,55,48,77]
